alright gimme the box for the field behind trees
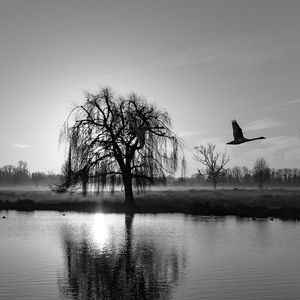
[2,160,300,219]
[1,186,300,219]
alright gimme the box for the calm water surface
[0,211,300,299]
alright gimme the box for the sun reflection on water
[91,214,109,248]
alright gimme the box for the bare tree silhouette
[231,166,242,184]
[55,87,185,205]
[193,143,230,189]
[253,157,270,189]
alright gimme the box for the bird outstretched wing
[232,120,244,140]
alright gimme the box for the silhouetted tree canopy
[0,161,30,185]
[232,166,242,183]
[56,87,185,205]
[253,157,270,188]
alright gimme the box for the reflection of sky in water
[91,214,109,248]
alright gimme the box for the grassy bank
[1,188,300,219]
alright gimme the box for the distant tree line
[0,161,60,187]
[2,157,300,190]
[177,155,300,189]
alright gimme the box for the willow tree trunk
[82,178,88,197]
[81,167,89,197]
[123,172,135,206]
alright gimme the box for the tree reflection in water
[58,214,186,300]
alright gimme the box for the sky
[1,0,300,175]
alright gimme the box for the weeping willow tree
[56,87,185,205]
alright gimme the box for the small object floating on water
[62,213,65,216]
[2,216,6,219]
[252,217,256,221]
[269,217,274,221]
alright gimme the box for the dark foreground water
[1,212,300,299]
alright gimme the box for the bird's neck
[249,137,265,141]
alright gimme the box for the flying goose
[227,120,266,145]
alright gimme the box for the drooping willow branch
[54,87,186,196]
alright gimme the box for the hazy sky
[1,0,300,175]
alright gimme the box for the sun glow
[92,214,109,248]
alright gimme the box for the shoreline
[1,188,300,219]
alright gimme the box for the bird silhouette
[226,120,266,145]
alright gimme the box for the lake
[0,211,300,299]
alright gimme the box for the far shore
[1,187,300,219]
